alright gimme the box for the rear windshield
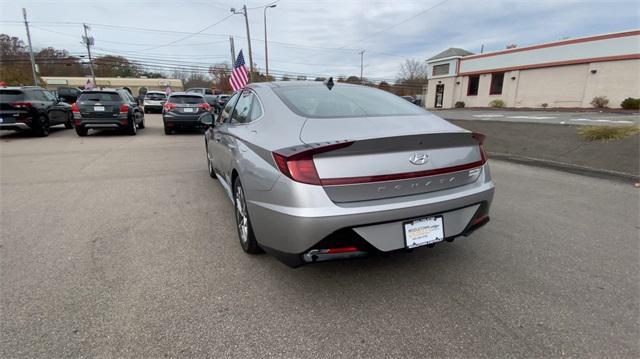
[78,92,121,103]
[0,90,25,101]
[168,95,204,104]
[58,88,79,95]
[274,85,425,118]
[145,93,167,100]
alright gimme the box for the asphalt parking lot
[1,114,638,358]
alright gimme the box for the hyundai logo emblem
[409,153,429,165]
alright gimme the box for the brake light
[119,104,129,114]
[472,132,487,162]
[71,103,79,113]
[164,103,176,111]
[272,141,354,185]
[11,101,32,108]
[198,103,211,111]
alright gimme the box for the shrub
[579,125,640,142]
[489,99,505,108]
[590,96,609,109]
[620,97,640,110]
[454,101,465,108]
[541,103,548,108]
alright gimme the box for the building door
[434,84,444,108]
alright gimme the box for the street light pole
[231,5,254,82]
[22,8,38,86]
[263,4,277,80]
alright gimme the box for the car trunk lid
[296,115,486,202]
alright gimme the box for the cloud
[1,0,638,81]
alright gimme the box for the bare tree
[398,59,428,81]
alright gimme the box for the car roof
[168,92,204,97]
[146,91,166,94]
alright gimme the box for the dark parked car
[204,95,218,112]
[72,88,144,136]
[57,87,81,104]
[162,93,210,135]
[0,86,73,136]
[186,88,213,95]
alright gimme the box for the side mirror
[199,113,214,128]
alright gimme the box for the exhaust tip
[302,247,367,263]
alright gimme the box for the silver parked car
[200,81,494,267]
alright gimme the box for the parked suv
[162,92,210,135]
[143,91,167,113]
[57,87,81,103]
[0,87,73,136]
[186,88,213,95]
[72,89,144,136]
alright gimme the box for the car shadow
[0,127,69,140]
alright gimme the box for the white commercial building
[424,29,640,109]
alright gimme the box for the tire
[233,178,262,254]
[33,115,50,137]
[164,126,172,135]
[144,108,148,114]
[138,113,145,129]
[206,144,216,179]
[64,112,73,129]
[75,126,88,136]
[127,114,137,136]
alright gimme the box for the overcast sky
[1,0,638,81]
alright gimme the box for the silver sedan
[200,81,494,267]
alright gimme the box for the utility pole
[359,50,365,84]
[229,36,236,65]
[83,23,97,86]
[22,8,38,86]
[231,5,254,82]
[263,4,277,80]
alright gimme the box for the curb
[488,152,640,183]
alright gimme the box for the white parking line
[569,118,634,124]
[507,116,557,120]
[472,114,505,118]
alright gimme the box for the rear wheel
[33,115,50,137]
[75,126,88,136]
[164,126,172,135]
[234,179,262,254]
[64,112,73,129]
[127,115,137,136]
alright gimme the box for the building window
[432,64,450,76]
[467,75,479,96]
[490,72,504,95]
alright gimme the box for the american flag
[229,50,249,91]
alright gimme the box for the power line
[138,14,235,51]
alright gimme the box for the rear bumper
[163,114,202,128]
[246,164,495,259]
[76,118,127,129]
[0,122,31,130]
[144,105,163,110]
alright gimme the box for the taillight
[11,101,32,108]
[71,103,79,113]
[472,132,487,162]
[272,141,354,185]
[164,103,176,111]
[119,104,129,114]
[198,103,211,111]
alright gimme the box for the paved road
[435,109,640,126]
[1,115,638,358]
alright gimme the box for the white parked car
[143,91,167,113]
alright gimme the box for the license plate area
[403,216,444,248]
[94,106,105,112]
[182,107,194,113]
